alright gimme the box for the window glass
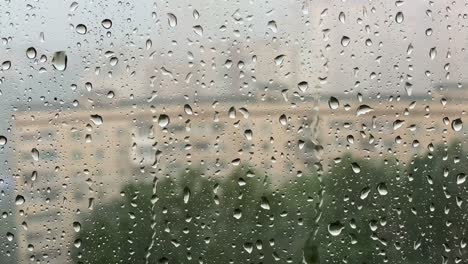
[0,0,467,263]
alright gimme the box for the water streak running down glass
[0,0,467,263]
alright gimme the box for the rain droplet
[233,209,242,219]
[243,242,253,254]
[351,162,361,173]
[429,47,437,60]
[90,114,103,126]
[452,118,463,132]
[457,173,466,185]
[244,129,253,140]
[193,25,203,36]
[377,182,388,195]
[328,96,339,110]
[0,136,7,146]
[183,187,190,204]
[76,24,87,34]
[260,197,270,210]
[146,39,152,50]
[360,187,371,200]
[228,107,237,119]
[184,104,193,115]
[110,57,118,66]
[101,19,112,29]
[1,61,11,70]
[31,148,39,161]
[158,114,170,128]
[328,221,344,236]
[52,51,67,71]
[297,81,308,92]
[395,12,404,23]
[274,55,285,66]
[357,105,374,116]
[167,13,177,28]
[73,222,81,232]
[15,195,25,205]
[26,47,37,59]
[339,12,346,23]
[267,20,277,33]
[279,114,287,126]
[341,36,350,47]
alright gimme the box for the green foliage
[74,142,468,264]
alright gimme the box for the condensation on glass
[0,0,467,263]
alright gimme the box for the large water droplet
[183,187,190,204]
[52,51,67,71]
[15,195,25,205]
[0,136,7,146]
[452,118,463,132]
[31,148,39,161]
[341,36,350,47]
[193,25,203,36]
[101,19,112,29]
[26,47,37,59]
[76,24,87,34]
[429,47,437,60]
[357,105,374,116]
[328,221,344,236]
[167,13,177,27]
[339,12,346,23]
[279,114,287,126]
[158,114,170,128]
[328,96,339,110]
[297,81,308,92]
[395,12,404,23]
[90,114,103,126]
[1,61,11,70]
[73,222,81,232]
